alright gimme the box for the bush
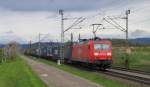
[0,42,20,63]
[4,42,20,61]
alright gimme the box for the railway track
[71,63,150,85]
[103,68,150,85]
[28,56,150,85]
[111,67,150,75]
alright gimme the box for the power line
[64,17,85,32]
[107,16,126,31]
[103,18,124,31]
[101,10,130,41]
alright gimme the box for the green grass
[0,56,47,87]
[37,58,139,87]
[113,47,150,72]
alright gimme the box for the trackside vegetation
[0,56,47,87]
[0,42,19,63]
[0,42,47,87]
[36,58,143,87]
[113,47,150,72]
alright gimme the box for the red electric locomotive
[71,38,112,70]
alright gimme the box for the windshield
[94,44,110,50]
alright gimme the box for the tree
[4,42,20,60]
[0,48,4,63]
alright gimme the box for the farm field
[113,47,150,72]
[0,56,47,87]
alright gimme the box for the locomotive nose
[94,51,112,60]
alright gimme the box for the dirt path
[23,56,103,87]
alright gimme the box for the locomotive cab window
[94,44,110,50]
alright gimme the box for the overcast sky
[0,0,150,44]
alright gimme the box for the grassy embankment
[113,47,150,72]
[36,57,142,87]
[0,56,47,87]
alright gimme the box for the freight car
[25,42,61,60]
[26,37,112,70]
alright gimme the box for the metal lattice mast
[59,9,64,65]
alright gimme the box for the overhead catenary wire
[107,16,126,31]
[103,18,125,32]
[64,17,85,32]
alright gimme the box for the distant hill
[0,44,5,48]
[130,38,150,45]
[20,37,150,48]
[21,44,30,49]
[0,32,27,44]
[110,37,150,46]
[20,42,62,49]
[0,44,29,49]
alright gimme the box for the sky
[0,0,150,44]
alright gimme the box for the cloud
[4,30,14,34]
[0,11,62,43]
[0,0,130,12]
[0,30,27,44]
[0,0,150,44]
[130,29,150,38]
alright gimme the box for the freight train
[25,37,112,70]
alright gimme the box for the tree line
[0,42,20,63]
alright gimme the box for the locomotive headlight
[94,52,99,56]
[107,52,111,56]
